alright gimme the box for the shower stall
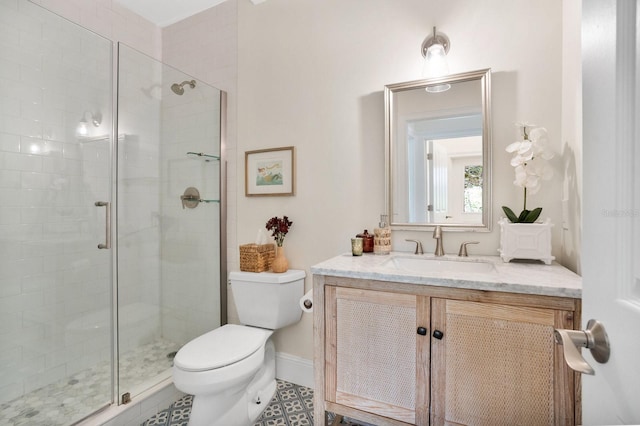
[0,1,226,424]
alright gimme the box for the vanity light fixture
[76,111,102,137]
[421,26,451,92]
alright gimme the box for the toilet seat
[174,324,271,372]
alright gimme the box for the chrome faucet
[405,239,424,255]
[458,241,480,257]
[433,225,445,256]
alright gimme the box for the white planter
[498,218,555,264]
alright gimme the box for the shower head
[171,80,196,95]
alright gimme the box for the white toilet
[172,269,306,426]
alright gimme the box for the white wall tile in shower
[3,152,43,172]
[0,206,20,225]
[0,132,20,152]
[0,0,113,405]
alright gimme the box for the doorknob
[554,319,610,375]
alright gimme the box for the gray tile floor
[0,339,178,426]
[141,380,314,426]
[140,380,374,426]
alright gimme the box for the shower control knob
[432,330,444,340]
[417,327,427,336]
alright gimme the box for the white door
[429,140,449,222]
[582,1,640,424]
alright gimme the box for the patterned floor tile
[141,380,378,426]
[141,380,317,426]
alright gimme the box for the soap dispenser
[373,215,391,255]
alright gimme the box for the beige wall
[237,0,574,360]
[561,0,582,274]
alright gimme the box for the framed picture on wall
[245,146,295,196]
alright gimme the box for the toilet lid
[173,324,270,372]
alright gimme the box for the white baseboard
[275,352,314,389]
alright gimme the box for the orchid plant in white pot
[502,122,554,223]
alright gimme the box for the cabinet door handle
[432,330,444,339]
[417,326,427,336]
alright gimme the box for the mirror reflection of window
[464,165,483,213]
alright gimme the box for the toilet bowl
[172,269,305,426]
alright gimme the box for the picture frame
[245,146,295,196]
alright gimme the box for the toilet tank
[229,269,305,330]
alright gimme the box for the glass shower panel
[0,0,113,424]
[117,44,222,398]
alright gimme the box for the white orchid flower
[502,123,553,223]
[510,154,528,167]
[506,140,535,167]
[515,121,537,139]
[509,146,534,167]
[505,140,532,154]
[505,141,520,153]
[528,157,554,180]
[529,127,555,160]
[514,164,541,191]
[529,127,547,142]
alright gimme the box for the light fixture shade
[76,119,89,137]
[423,43,449,78]
[425,83,452,93]
[421,26,451,80]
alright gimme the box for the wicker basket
[239,243,275,272]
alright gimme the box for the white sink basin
[383,256,496,275]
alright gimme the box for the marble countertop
[310,252,582,298]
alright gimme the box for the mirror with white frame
[385,68,492,231]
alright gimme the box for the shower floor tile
[0,339,178,426]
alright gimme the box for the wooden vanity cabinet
[324,286,431,424]
[314,276,581,426]
[430,298,577,426]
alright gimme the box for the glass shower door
[116,43,223,400]
[0,0,114,424]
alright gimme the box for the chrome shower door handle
[554,319,610,375]
[95,201,111,249]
